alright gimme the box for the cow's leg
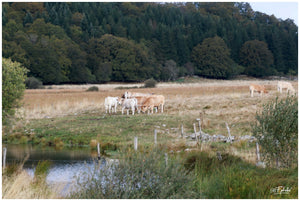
[105,106,108,113]
[250,90,253,97]
[127,109,129,115]
[161,104,164,113]
[122,107,124,115]
[132,106,135,115]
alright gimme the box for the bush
[70,148,198,199]
[2,58,28,126]
[86,86,99,92]
[252,96,298,168]
[25,77,43,89]
[144,78,157,88]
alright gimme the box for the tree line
[2,2,298,84]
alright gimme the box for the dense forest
[2,2,298,84]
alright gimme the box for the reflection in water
[4,144,113,197]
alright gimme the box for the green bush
[2,58,28,126]
[25,77,43,89]
[86,86,99,92]
[70,148,198,199]
[252,96,298,168]
[144,78,157,88]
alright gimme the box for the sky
[249,2,298,25]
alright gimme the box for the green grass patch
[16,112,190,147]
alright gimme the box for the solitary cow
[249,84,268,97]
[105,97,120,114]
[141,95,165,114]
[277,81,295,94]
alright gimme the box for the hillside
[2,2,298,84]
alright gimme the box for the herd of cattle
[104,81,296,115]
[105,92,165,115]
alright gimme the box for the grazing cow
[249,84,268,97]
[277,81,295,94]
[104,97,120,114]
[134,96,150,113]
[122,91,153,99]
[141,95,165,114]
[120,98,138,115]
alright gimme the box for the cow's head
[141,106,148,113]
[117,97,123,105]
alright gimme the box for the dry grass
[19,80,297,136]
[2,171,60,199]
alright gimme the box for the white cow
[277,81,295,94]
[120,98,138,115]
[104,97,120,114]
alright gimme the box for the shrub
[25,77,43,89]
[70,148,198,199]
[252,96,298,168]
[144,78,157,88]
[2,58,28,126]
[86,86,99,92]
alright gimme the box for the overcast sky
[249,2,298,25]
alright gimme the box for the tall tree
[191,36,241,79]
[239,40,274,77]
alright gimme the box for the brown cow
[249,84,268,97]
[141,95,165,114]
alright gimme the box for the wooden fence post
[225,122,232,143]
[256,142,260,162]
[97,143,101,160]
[154,129,157,146]
[197,118,202,134]
[3,147,7,170]
[134,137,138,151]
[181,124,184,138]
[165,153,168,166]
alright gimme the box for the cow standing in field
[120,98,138,115]
[277,81,295,94]
[105,97,120,114]
[141,95,165,114]
[134,96,151,113]
[249,84,268,97]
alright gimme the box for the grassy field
[5,79,297,160]
[3,78,298,198]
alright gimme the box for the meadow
[3,78,298,199]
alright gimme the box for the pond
[3,144,115,197]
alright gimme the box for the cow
[120,98,138,115]
[141,95,165,114]
[122,91,154,99]
[104,97,120,114]
[134,96,150,113]
[249,84,268,97]
[277,81,295,94]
